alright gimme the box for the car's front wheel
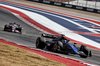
[79,45,90,58]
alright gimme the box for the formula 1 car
[4,23,22,34]
[36,33,92,58]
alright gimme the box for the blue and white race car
[36,33,92,58]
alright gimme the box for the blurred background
[47,0,100,9]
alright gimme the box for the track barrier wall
[28,0,100,13]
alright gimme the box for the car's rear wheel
[4,27,6,31]
[57,45,62,52]
[36,37,46,49]
[52,44,58,52]
[57,41,63,52]
[52,41,63,52]
[4,25,7,31]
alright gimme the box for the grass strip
[0,42,66,66]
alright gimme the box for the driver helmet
[59,34,65,40]
[14,22,16,24]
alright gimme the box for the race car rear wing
[41,33,58,39]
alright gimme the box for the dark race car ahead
[4,23,22,34]
[36,33,92,58]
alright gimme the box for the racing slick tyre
[19,29,22,34]
[79,45,89,58]
[16,28,22,34]
[36,37,46,49]
[52,41,63,52]
[4,27,6,31]
[57,41,63,52]
[52,44,58,52]
[4,25,7,31]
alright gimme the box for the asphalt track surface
[0,8,43,47]
[1,0,100,50]
[0,7,100,66]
